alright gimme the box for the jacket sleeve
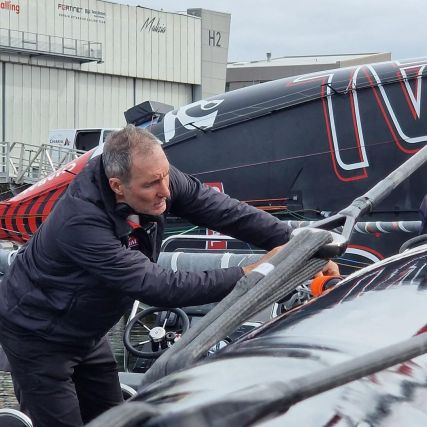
[168,166,291,250]
[56,206,243,307]
[420,195,427,235]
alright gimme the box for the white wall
[0,62,4,141]
[0,0,202,84]
[188,9,230,99]
[0,63,3,141]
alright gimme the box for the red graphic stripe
[397,70,418,120]
[349,244,384,260]
[27,192,50,236]
[41,187,66,221]
[364,68,418,155]
[0,203,12,240]
[321,82,367,182]
[15,200,33,242]
[4,202,21,242]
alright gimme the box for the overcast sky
[108,0,427,62]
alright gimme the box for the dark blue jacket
[420,195,427,235]
[0,156,290,347]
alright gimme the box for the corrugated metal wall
[0,0,201,84]
[75,71,132,129]
[0,63,3,141]
[1,61,192,144]
[4,63,75,144]
[134,79,192,112]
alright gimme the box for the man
[0,125,337,427]
[420,195,427,235]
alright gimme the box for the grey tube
[285,220,421,234]
[0,248,18,275]
[157,252,262,271]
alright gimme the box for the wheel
[120,383,137,400]
[399,234,427,253]
[123,307,190,359]
[0,408,32,427]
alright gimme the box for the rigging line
[281,214,322,220]
[164,227,199,235]
[0,184,30,197]
[273,208,323,216]
[336,258,372,266]
[186,123,207,132]
[190,137,409,177]
[271,212,321,221]
[176,226,199,235]
[285,212,310,221]
[162,71,427,142]
[218,72,422,124]
[335,261,365,270]
[290,209,323,214]
[0,213,47,219]
[0,186,68,203]
[0,226,26,237]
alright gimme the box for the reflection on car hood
[139,285,427,426]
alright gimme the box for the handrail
[160,234,236,252]
[0,27,102,63]
[0,141,85,185]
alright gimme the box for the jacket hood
[68,156,133,239]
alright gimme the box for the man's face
[110,146,171,216]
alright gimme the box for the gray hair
[103,125,162,183]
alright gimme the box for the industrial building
[226,52,392,91]
[0,0,230,145]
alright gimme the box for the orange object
[310,275,342,297]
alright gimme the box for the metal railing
[0,141,85,185]
[0,28,102,63]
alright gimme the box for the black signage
[141,17,166,33]
[208,30,221,47]
[57,3,106,24]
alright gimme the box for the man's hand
[242,246,340,278]
[242,245,285,275]
[315,260,340,277]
